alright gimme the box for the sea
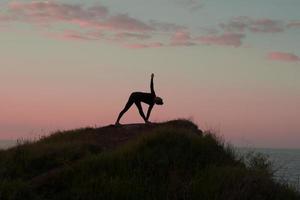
[0,141,299,191]
[238,147,300,191]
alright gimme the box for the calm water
[0,141,299,190]
[238,147,300,191]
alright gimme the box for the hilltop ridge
[0,119,299,200]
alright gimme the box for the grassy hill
[0,120,299,200]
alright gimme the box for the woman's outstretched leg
[115,96,134,125]
[135,102,147,123]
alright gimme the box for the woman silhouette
[115,73,163,125]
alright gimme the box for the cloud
[267,52,300,62]
[198,33,245,47]
[250,19,284,33]
[1,1,193,49]
[170,31,195,46]
[172,0,203,11]
[8,1,108,25]
[219,17,249,33]
[100,14,153,32]
[0,1,182,49]
[62,31,93,41]
[3,1,298,55]
[287,21,300,29]
[0,14,15,22]
[114,32,151,41]
[124,42,164,49]
[48,30,104,41]
[149,20,187,32]
[220,17,284,33]
[7,2,155,32]
[169,30,245,48]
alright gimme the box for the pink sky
[1,0,300,148]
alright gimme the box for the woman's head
[154,97,164,105]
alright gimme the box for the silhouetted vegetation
[0,120,299,200]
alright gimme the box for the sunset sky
[1,0,300,148]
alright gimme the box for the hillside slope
[0,120,299,200]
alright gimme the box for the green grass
[0,120,299,200]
